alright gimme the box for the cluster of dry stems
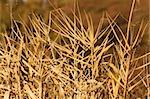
[0,1,150,98]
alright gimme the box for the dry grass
[0,1,150,99]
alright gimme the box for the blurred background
[0,0,149,32]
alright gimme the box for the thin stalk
[126,0,136,49]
